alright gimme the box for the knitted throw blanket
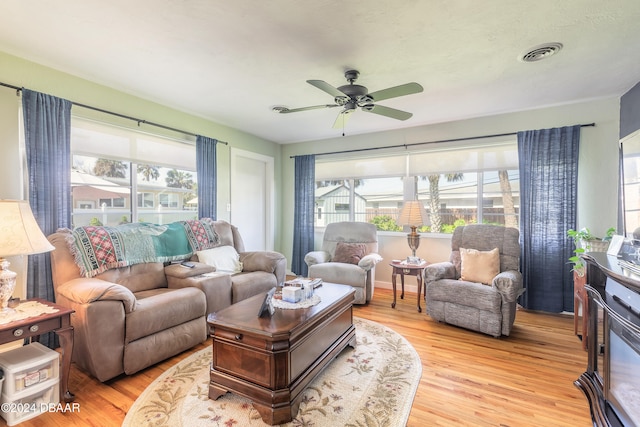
[69,219,219,278]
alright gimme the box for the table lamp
[0,200,54,313]
[397,200,429,258]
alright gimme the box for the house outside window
[71,117,197,227]
[314,138,520,233]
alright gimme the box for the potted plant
[566,227,614,350]
[567,228,588,277]
[567,227,616,276]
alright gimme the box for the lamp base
[407,226,421,258]
[0,258,17,314]
[0,306,16,315]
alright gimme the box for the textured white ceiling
[1,0,640,144]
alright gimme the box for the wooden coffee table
[207,282,356,425]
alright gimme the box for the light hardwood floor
[8,288,592,427]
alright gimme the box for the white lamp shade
[397,200,429,227]
[0,200,54,258]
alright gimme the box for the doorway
[230,148,274,251]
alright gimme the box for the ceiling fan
[274,70,424,128]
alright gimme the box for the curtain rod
[289,122,596,158]
[0,81,228,145]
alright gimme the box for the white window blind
[316,154,407,180]
[408,140,518,175]
[315,136,518,180]
[71,117,195,170]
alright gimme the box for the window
[71,118,198,227]
[314,138,520,233]
[97,197,125,208]
[623,131,640,234]
[78,201,94,209]
[138,192,154,208]
[482,170,519,229]
[159,193,179,208]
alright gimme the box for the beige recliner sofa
[167,220,287,313]
[48,219,286,382]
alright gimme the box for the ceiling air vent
[519,42,563,62]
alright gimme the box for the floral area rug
[122,317,421,427]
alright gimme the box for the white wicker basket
[583,239,610,253]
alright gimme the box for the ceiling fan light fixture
[334,96,348,106]
[519,42,563,62]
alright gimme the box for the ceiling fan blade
[362,104,413,121]
[332,109,354,129]
[307,80,347,98]
[365,82,423,102]
[276,104,339,113]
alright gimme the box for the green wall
[0,49,283,248]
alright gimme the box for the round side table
[389,260,428,312]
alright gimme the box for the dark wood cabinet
[577,253,640,427]
[574,261,607,350]
[207,283,356,425]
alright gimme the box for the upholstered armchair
[304,221,381,304]
[424,224,524,337]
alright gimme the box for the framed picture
[607,235,625,256]
[617,239,640,263]
[258,287,276,317]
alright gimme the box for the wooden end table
[0,299,75,402]
[390,260,428,312]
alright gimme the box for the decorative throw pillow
[459,247,500,285]
[332,242,367,265]
[196,245,243,274]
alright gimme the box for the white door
[230,148,274,251]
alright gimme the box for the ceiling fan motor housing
[336,83,368,105]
